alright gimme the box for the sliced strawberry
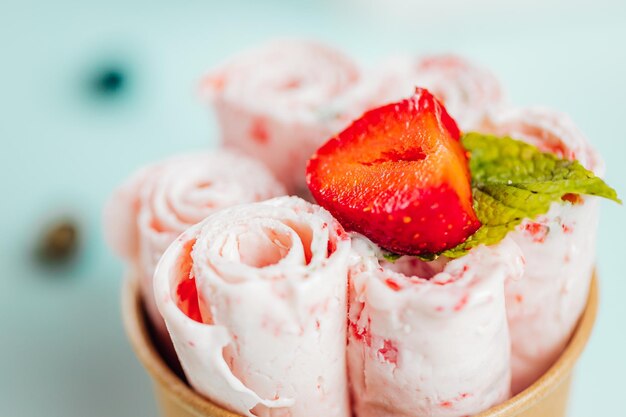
[306,88,480,256]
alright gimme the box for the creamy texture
[484,107,602,393]
[375,54,505,131]
[103,150,285,335]
[202,40,394,193]
[347,235,524,417]
[154,196,351,417]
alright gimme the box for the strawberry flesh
[306,88,480,256]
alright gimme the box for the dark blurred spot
[92,67,127,97]
[37,220,80,265]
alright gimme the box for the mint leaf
[382,251,402,262]
[463,133,620,202]
[441,133,621,258]
[383,251,437,262]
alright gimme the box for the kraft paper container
[122,272,598,417]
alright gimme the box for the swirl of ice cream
[154,196,352,417]
[483,107,603,393]
[374,54,505,131]
[103,150,286,334]
[347,235,524,417]
[202,40,383,193]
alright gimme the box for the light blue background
[1,1,624,416]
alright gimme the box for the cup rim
[122,271,598,417]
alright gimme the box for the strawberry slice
[306,88,480,256]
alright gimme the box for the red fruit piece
[175,239,206,323]
[306,88,480,256]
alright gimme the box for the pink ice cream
[202,40,392,194]
[103,150,285,336]
[347,235,525,417]
[484,107,603,393]
[153,196,352,417]
[375,54,505,131]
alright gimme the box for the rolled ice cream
[347,234,524,417]
[103,150,285,335]
[153,196,352,417]
[484,107,603,393]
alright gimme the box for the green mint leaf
[382,252,402,262]
[441,133,621,258]
[463,133,620,202]
[382,251,439,262]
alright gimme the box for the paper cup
[122,272,598,417]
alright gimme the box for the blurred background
[1,0,624,415]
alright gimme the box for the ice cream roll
[347,234,525,417]
[375,54,505,131]
[153,196,352,417]
[484,107,604,394]
[103,150,286,337]
[202,40,388,194]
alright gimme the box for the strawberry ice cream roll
[154,196,351,417]
[103,151,286,336]
[485,107,604,393]
[377,54,505,131]
[202,40,383,194]
[347,235,524,417]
